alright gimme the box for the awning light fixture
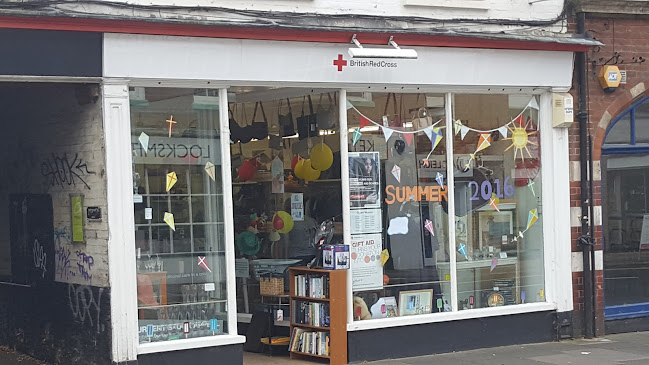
[348,34,418,60]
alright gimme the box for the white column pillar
[103,80,139,362]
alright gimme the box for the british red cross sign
[333,54,347,71]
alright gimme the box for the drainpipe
[576,11,596,339]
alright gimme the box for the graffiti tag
[40,153,96,190]
[33,239,46,278]
[75,250,94,283]
[68,284,105,333]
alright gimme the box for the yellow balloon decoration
[275,211,294,234]
[310,143,333,171]
[302,159,321,182]
[294,159,306,180]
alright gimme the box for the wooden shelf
[292,295,329,302]
[289,268,347,365]
[290,323,330,330]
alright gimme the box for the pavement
[4,332,649,364]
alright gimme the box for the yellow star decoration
[503,119,537,162]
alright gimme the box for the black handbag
[316,92,336,130]
[229,106,243,143]
[278,98,295,137]
[250,102,269,140]
[297,95,319,140]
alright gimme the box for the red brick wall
[568,15,649,337]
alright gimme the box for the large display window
[131,87,229,343]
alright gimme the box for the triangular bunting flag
[475,133,491,153]
[404,133,414,146]
[360,115,371,128]
[461,126,470,140]
[454,120,463,136]
[346,100,354,110]
[498,126,508,138]
[528,98,540,110]
[382,126,394,142]
[513,114,525,127]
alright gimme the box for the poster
[71,195,84,243]
[291,193,304,221]
[640,214,649,250]
[349,151,381,209]
[350,209,382,234]
[350,233,383,291]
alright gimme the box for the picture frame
[477,210,513,250]
[398,289,434,316]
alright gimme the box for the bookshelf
[289,267,347,365]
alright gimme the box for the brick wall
[568,15,649,337]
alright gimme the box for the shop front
[102,32,583,363]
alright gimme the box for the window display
[131,87,228,343]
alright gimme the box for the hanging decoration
[360,115,372,128]
[352,128,362,145]
[403,132,414,146]
[457,243,468,260]
[489,195,500,212]
[310,142,334,171]
[291,155,301,170]
[435,172,444,189]
[273,211,294,234]
[503,117,537,162]
[238,159,257,181]
[454,120,463,136]
[382,127,394,142]
[164,212,175,231]
[387,216,409,235]
[380,249,390,266]
[166,115,177,138]
[490,257,498,272]
[527,179,536,196]
[269,230,281,242]
[424,219,435,236]
[512,208,540,242]
[391,164,401,183]
[204,162,216,181]
[166,172,178,192]
[302,159,321,182]
[476,133,492,153]
[138,132,149,151]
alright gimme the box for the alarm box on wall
[323,244,350,270]
[552,93,574,128]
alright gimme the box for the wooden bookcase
[289,267,347,365]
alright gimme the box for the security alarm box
[552,93,574,128]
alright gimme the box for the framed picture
[398,289,434,316]
[477,210,513,250]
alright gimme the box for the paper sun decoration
[166,115,177,138]
[504,116,537,162]
[205,162,216,181]
[166,172,178,192]
[391,164,401,183]
[164,212,175,231]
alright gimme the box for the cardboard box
[322,244,350,270]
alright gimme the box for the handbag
[316,92,336,130]
[250,102,269,140]
[411,94,433,129]
[297,95,319,140]
[383,93,402,128]
[278,98,295,137]
[238,104,253,144]
[229,106,243,143]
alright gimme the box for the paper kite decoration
[166,115,177,138]
[526,209,538,230]
[352,128,362,145]
[166,172,178,192]
[489,196,500,212]
[424,219,435,236]
[476,133,491,153]
[458,243,468,260]
[164,212,176,231]
[198,256,212,272]
[527,179,535,196]
[429,127,443,152]
[391,164,401,183]
[380,249,390,266]
[138,132,149,151]
[504,117,537,162]
[436,172,444,189]
[490,257,498,272]
[205,162,216,181]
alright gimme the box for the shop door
[602,96,649,320]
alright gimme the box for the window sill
[347,302,557,331]
[137,334,246,355]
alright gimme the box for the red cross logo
[333,54,348,71]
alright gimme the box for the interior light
[348,35,418,60]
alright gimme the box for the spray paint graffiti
[33,239,47,278]
[54,227,75,281]
[68,284,105,333]
[75,250,94,283]
[40,152,96,190]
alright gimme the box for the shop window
[347,92,452,319]
[452,94,544,309]
[131,87,228,343]
[605,113,632,146]
[227,89,343,317]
